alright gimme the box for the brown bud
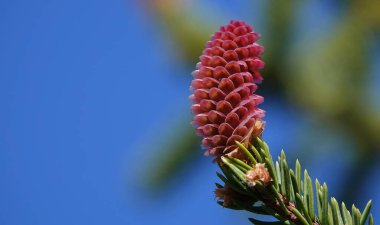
[246,163,271,187]
[214,186,236,207]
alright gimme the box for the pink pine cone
[190,20,265,160]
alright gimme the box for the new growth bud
[214,186,236,207]
[246,163,271,187]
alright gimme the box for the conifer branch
[214,138,373,225]
[188,20,375,225]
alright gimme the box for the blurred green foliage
[138,0,380,203]
[145,125,200,189]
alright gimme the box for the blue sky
[0,1,234,224]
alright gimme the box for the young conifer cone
[190,20,265,160]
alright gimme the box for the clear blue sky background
[0,1,378,225]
